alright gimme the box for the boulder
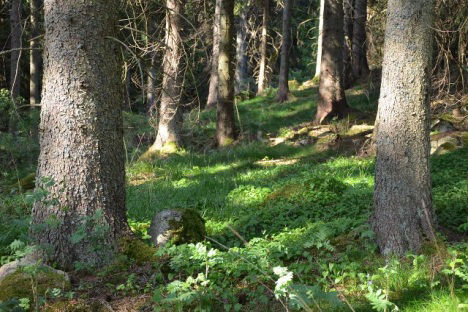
[0,253,70,301]
[148,209,206,246]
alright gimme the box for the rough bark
[351,0,369,78]
[30,0,42,106]
[257,0,269,95]
[206,0,221,109]
[235,4,248,95]
[372,0,435,256]
[9,0,21,99]
[276,0,292,102]
[343,0,354,88]
[313,0,350,124]
[146,0,184,153]
[32,0,129,270]
[216,0,235,146]
[314,0,324,78]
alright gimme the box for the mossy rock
[119,237,158,265]
[8,172,36,192]
[0,268,70,302]
[148,209,206,246]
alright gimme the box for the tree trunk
[342,0,354,88]
[314,0,324,78]
[313,0,350,124]
[351,0,369,79]
[216,0,235,146]
[257,0,269,95]
[276,0,292,102]
[206,0,221,109]
[32,0,129,270]
[235,4,248,95]
[9,0,21,99]
[372,0,435,256]
[147,0,183,153]
[29,0,41,106]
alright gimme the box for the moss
[461,132,468,147]
[9,172,36,192]
[167,209,206,245]
[288,79,300,91]
[0,269,70,302]
[119,237,158,265]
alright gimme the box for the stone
[430,134,459,155]
[148,209,206,246]
[344,124,374,137]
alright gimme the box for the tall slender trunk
[33,0,129,270]
[206,0,221,109]
[314,0,324,78]
[276,0,292,102]
[235,5,248,95]
[343,0,354,88]
[257,0,269,95]
[351,0,369,78]
[313,0,350,124]
[8,0,21,133]
[216,0,235,146]
[29,0,41,106]
[372,0,434,256]
[149,0,183,152]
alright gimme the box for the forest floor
[0,82,467,311]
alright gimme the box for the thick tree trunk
[206,0,221,109]
[313,0,350,124]
[235,5,248,95]
[372,0,435,256]
[148,0,183,152]
[276,0,292,102]
[32,0,129,270]
[29,0,41,106]
[216,0,235,146]
[351,0,369,78]
[9,0,21,99]
[314,0,324,78]
[257,0,269,95]
[343,0,354,88]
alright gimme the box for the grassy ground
[0,83,467,311]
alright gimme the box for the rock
[0,253,70,301]
[344,124,374,137]
[431,134,459,155]
[148,209,206,246]
[431,119,456,133]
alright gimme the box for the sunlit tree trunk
[372,0,434,256]
[29,0,41,106]
[32,0,129,270]
[351,0,369,78]
[276,0,292,102]
[216,0,235,146]
[235,4,248,95]
[206,0,221,109]
[313,0,350,124]
[148,0,183,152]
[257,0,269,94]
[314,0,324,78]
[343,0,354,88]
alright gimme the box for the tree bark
[30,0,42,106]
[9,0,21,99]
[206,0,221,109]
[257,0,269,95]
[351,0,369,79]
[147,0,183,153]
[276,0,292,102]
[342,0,354,88]
[313,0,350,124]
[314,0,324,78]
[372,0,435,256]
[216,0,235,146]
[235,4,248,95]
[32,0,129,270]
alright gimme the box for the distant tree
[147,0,183,152]
[313,0,350,124]
[33,0,129,269]
[372,0,435,256]
[235,2,249,95]
[351,0,369,79]
[276,0,293,102]
[9,0,21,100]
[342,0,353,88]
[216,0,236,146]
[206,0,221,109]
[29,0,42,106]
[257,0,269,94]
[314,0,324,78]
